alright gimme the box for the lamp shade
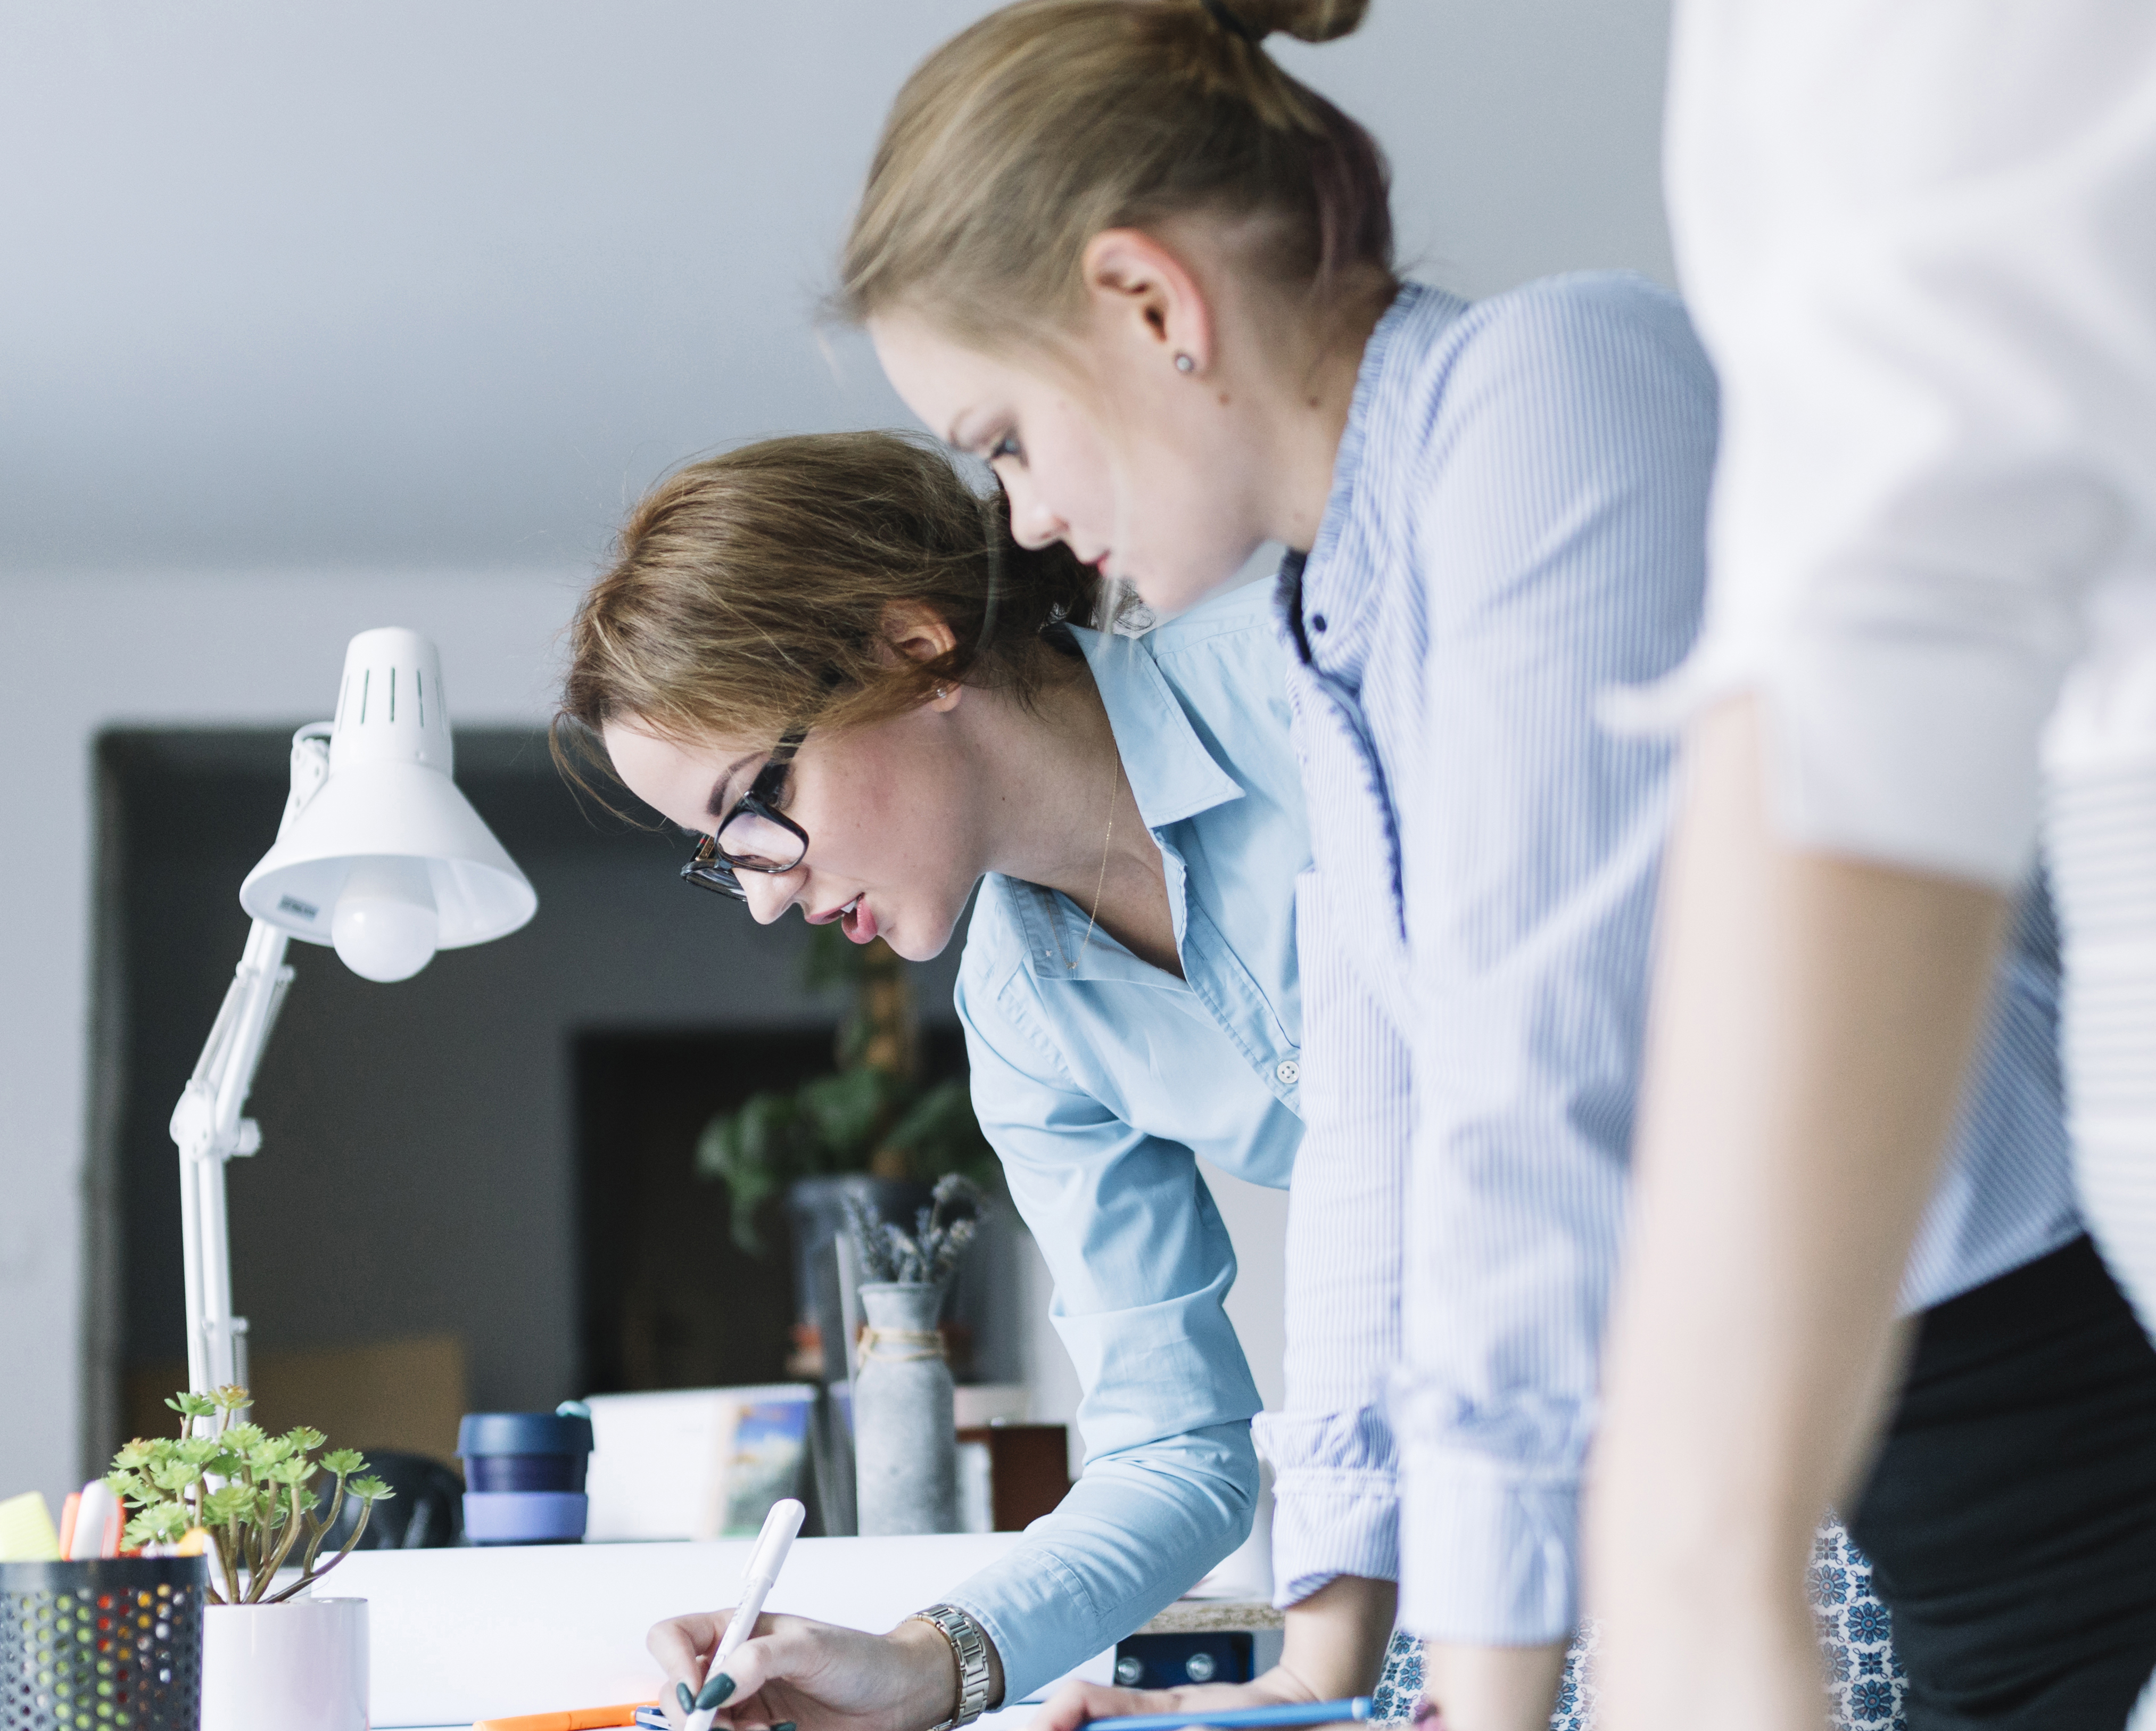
[239,628,538,958]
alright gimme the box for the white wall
[0,0,1676,1506]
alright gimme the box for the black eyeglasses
[680,731,809,901]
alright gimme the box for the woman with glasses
[554,428,1408,1731]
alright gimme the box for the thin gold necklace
[1051,746,1121,971]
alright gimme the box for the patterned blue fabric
[1263,273,2084,1643]
[1811,1521,1910,1730]
[1369,1519,1906,1729]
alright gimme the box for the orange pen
[473,1704,658,1731]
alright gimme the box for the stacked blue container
[457,1406,595,1546]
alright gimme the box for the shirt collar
[1296,281,1448,649]
[1067,618,1246,829]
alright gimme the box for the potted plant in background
[846,1175,982,1535]
[696,926,1000,1380]
[109,1386,392,1731]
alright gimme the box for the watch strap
[910,1602,994,1731]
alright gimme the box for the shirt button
[1276,1059,1301,1086]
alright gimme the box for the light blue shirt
[1265,274,2082,1645]
[943,583,1312,1700]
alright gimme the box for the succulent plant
[105,1386,392,1605]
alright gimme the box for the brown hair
[554,432,1099,794]
[838,0,1392,349]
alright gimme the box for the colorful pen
[683,1497,806,1731]
[65,1480,122,1561]
[472,1705,657,1730]
[1086,1698,1374,1731]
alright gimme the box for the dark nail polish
[773,1721,797,1730]
[678,1682,698,1716]
[697,1674,737,1710]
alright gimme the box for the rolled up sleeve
[1254,867,1407,1606]
[1651,0,2156,887]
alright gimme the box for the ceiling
[0,0,1675,575]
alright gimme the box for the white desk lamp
[167,627,538,1395]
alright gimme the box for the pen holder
[1,1555,208,1730]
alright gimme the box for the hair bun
[1226,0,1370,45]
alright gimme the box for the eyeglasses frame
[679,730,809,901]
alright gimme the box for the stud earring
[934,685,948,699]
[1174,353,1195,374]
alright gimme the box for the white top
[1647,0,2156,886]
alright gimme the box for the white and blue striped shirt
[1253,276,2083,1645]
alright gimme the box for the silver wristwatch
[910,1602,995,1731]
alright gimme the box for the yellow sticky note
[0,1491,64,1562]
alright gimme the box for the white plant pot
[201,1596,369,1730]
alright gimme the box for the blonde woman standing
[802,5,2111,1730]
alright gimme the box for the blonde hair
[839,0,1393,349]
[554,432,1098,792]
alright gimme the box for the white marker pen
[684,1497,806,1731]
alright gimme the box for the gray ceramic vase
[854,1281,961,1536]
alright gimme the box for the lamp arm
[170,919,293,1395]
[166,724,331,1395]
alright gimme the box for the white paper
[334,1531,1112,1727]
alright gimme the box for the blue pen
[1088,1699,1372,1731]
[634,1713,669,1731]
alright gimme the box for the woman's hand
[1027,1667,1325,1731]
[647,1609,977,1731]
[1029,1575,1402,1731]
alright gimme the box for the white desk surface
[333,1534,1110,1729]
[404,1708,1050,1731]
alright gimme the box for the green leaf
[104,1471,149,1507]
[149,1460,203,1495]
[125,1505,192,1548]
[883,1079,994,1177]
[346,1477,395,1503]
[319,1449,366,1478]
[203,1485,255,1525]
[166,1392,219,1420]
[283,1426,326,1454]
[798,1067,895,1161]
[202,1447,247,1482]
[697,1092,805,1255]
[112,1439,154,1471]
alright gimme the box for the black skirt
[1850,1234,2156,1729]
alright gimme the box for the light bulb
[332,856,440,982]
